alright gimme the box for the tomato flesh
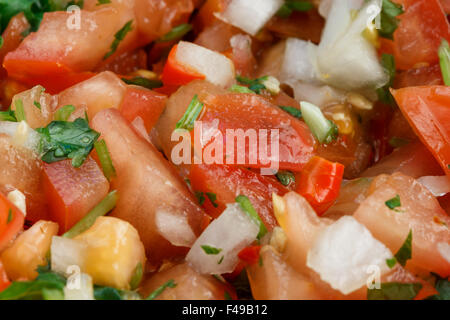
[42,157,110,233]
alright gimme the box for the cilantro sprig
[103,20,133,60]
[36,117,100,168]
[386,229,412,268]
[378,0,404,40]
[236,75,268,94]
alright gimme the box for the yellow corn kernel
[323,104,354,136]
[272,193,287,230]
[362,22,380,49]
[128,69,158,80]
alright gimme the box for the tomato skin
[380,0,450,70]
[0,192,24,252]
[392,85,450,176]
[0,260,10,292]
[394,63,443,88]
[200,93,316,172]
[161,44,206,86]
[238,245,261,266]
[295,156,345,216]
[189,163,287,230]
[119,87,167,132]
[42,157,110,233]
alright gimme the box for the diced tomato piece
[199,93,316,172]
[42,157,110,233]
[295,156,345,215]
[4,7,137,89]
[0,13,30,78]
[194,0,228,30]
[95,48,147,74]
[394,63,444,88]
[161,44,206,86]
[392,85,450,176]
[189,163,287,229]
[354,173,450,277]
[0,192,24,252]
[380,0,450,70]
[0,260,10,292]
[119,86,167,131]
[238,245,261,266]
[91,109,209,265]
[139,262,236,300]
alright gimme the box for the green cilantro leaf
[276,1,313,18]
[385,194,401,210]
[121,77,163,90]
[201,245,222,255]
[146,279,177,300]
[175,94,204,131]
[379,0,404,40]
[195,191,206,206]
[279,105,302,119]
[367,282,422,300]
[276,170,295,186]
[103,20,133,60]
[235,195,268,240]
[36,118,100,168]
[205,192,219,208]
[229,84,255,94]
[377,53,397,105]
[394,229,412,267]
[0,109,17,122]
[96,0,111,5]
[236,75,268,94]
[157,23,192,42]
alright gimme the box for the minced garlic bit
[269,226,287,253]
[346,92,373,111]
[261,76,281,95]
[11,120,30,148]
[7,189,26,216]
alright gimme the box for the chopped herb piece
[0,35,3,49]
[175,94,204,131]
[36,118,100,168]
[276,171,295,186]
[93,286,122,300]
[96,0,111,5]
[217,256,224,264]
[376,53,397,105]
[54,105,75,121]
[300,101,339,144]
[14,99,26,122]
[103,20,133,60]
[146,279,177,300]
[0,109,17,122]
[94,139,116,181]
[235,195,268,240]
[0,267,66,300]
[63,190,117,238]
[393,230,412,267]
[229,84,255,94]
[121,77,163,90]
[388,137,409,148]
[385,194,401,210]
[438,39,450,86]
[205,192,219,208]
[236,75,268,94]
[379,0,404,40]
[386,257,397,269]
[258,255,263,267]
[277,1,313,18]
[367,282,422,300]
[224,291,232,300]
[129,262,143,290]
[6,208,12,224]
[195,191,205,206]
[427,273,450,300]
[201,245,222,255]
[158,23,192,42]
[33,101,41,110]
[279,105,302,119]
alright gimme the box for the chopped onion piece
[7,189,26,216]
[51,236,88,275]
[280,38,320,84]
[0,121,40,151]
[306,216,393,295]
[437,242,450,263]
[288,81,347,108]
[219,0,283,36]
[417,176,450,197]
[176,41,235,87]
[300,101,337,143]
[64,273,94,300]
[155,208,197,247]
[316,0,387,91]
[186,203,259,274]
